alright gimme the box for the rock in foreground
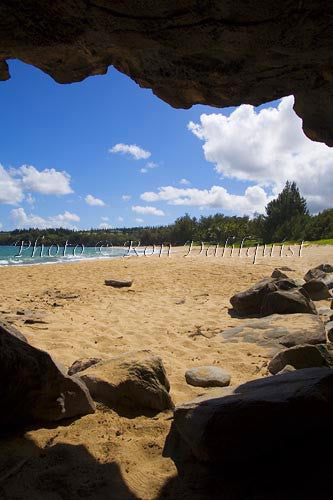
[0,324,95,426]
[185,366,230,388]
[80,350,173,412]
[173,368,333,462]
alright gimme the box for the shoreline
[0,242,331,268]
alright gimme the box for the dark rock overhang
[1,1,333,145]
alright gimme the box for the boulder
[79,350,173,412]
[260,289,317,316]
[304,264,333,289]
[268,344,333,375]
[301,279,331,300]
[173,367,333,462]
[68,357,103,376]
[229,277,297,316]
[185,366,230,388]
[220,313,326,354]
[0,325,95,426]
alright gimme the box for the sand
[0,244,332,499]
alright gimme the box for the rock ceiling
[1,1,332,145]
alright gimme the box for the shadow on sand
[1,399,333,500]
[0,434,138,500]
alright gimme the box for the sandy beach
[1,244,332,499]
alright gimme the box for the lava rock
[304,264,333,289]
[80,350,173,412]
[1,3,333,145]
[0,324,95,426]
[301,279,331,300]
[173,367,333,462]
[260,289,317,316]
[229,277,297,316]
[268,344,333,375]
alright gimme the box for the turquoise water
[0,244,136,267]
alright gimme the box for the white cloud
[122,194,131,201]
[0,164,73,204]
[179,178,190,185]
[99,223,112,229]
[141,185,271,215]
[132,205,165,216]
[85,194,106,206]
[134,218,144,223]
[117,216,124,222]
[188,96,333,212]
[53,211,80,223]
[140,161,158,174]
[18,165,73,195]
[0,222,2,229]
[0,164,24,204]
[11,208,80,229]
[101,216,109,221]
[109,143,151,160]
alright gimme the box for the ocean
[0,244,138,267]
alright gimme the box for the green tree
[263,181,308,242]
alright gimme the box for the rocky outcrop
[304,264,333,289]
[268,344,333,374]
[230,277,316,316]
[0,323,95,426]
[1,2,333,144]
[79,350,173,412]
[220,313,326,353]
[302,279,331,300]
[260,288,317,315]
[173,367,333,462]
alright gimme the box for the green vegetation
[0,182,332,247]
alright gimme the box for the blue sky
[0,59,332,230]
